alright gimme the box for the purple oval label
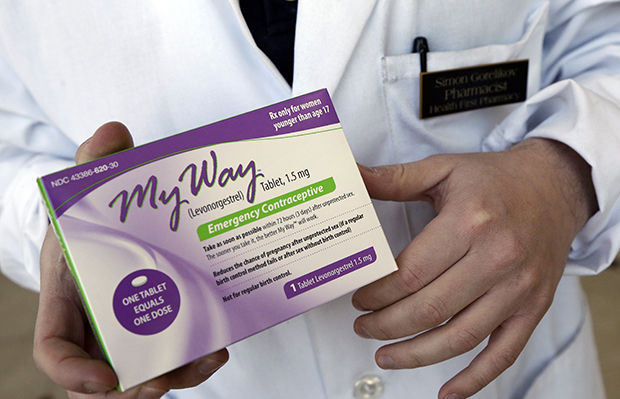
[113,269,181,335]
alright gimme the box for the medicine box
[38,89,398,390]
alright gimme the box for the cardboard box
[38,89,397,390]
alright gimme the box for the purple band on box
[40,89,338,217]
[284,247,377,299]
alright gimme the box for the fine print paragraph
[202,191,370,303]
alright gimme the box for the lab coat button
[353,375,384,399]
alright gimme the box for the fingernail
[357,163,379,174]
[377,354,400,369]
[351,298,369,311]
[82,136,93,148]
[355,324,375,339]
[443,394,465,399]
[83,381,112,393]
[198,358,226,376]
[138,386,168,399]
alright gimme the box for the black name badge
[420,60,528,119]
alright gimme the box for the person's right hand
[34,122,229,398]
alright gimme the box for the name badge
[420,60,528,119]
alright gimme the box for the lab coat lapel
[293,0,379,96]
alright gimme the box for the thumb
[75,121,134,165]
[357,156,454,203]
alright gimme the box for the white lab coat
[1,1,619,398]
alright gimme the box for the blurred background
[1,261,619,399]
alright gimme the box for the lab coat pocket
[381,2,549,162]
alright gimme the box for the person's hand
[34,122,229,399]
[352,138,597,399]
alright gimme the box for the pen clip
[413,37,429,73]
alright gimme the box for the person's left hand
[352,138,597,399]
[34,122,229,399]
